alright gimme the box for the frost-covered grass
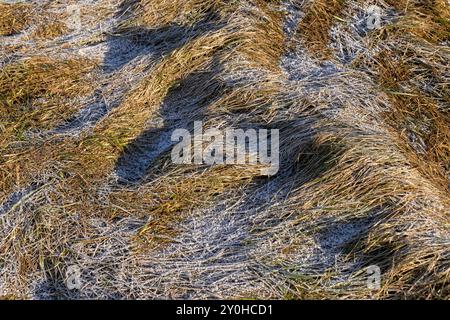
[0,0,449,299]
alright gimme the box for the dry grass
[0,57,97,146]
[296,0,347,59]
[0,0,449,299]
[0,3,33,36]
[385,0,450,43]
[119,0,234,28]
[32,22,69,40]
[292,126,450,298]
[110,163,262,250]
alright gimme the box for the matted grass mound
[0,2,33,36]
[0,0,448,299]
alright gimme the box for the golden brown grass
[296,0,347,59]
[0,57,97,146]
[0,3,32,36]
[235,0,286,72]
[283,121,450,298]
[385,0,450,43]
[21,0,285,189]
[0,19,242,210]
[32,21,69,40]
[120,0,234,28]
[368,45,449,194]
[112,163,261,249]
[283,1,450,298]
[0,0,449,300]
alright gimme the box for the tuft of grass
[296,0,347,59]
[364,43,449,193]
[119,0,235,28]
[0,57,97,145]
[32,21,69,40]
[385,0,450,43]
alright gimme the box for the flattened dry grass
[119,0,235,28]
[366,45,449,193]
[0,0,449,300]
[235,0,286,72]
[53,0,285,188]
[0,57,97,205]
[0,4,227,199]
[282,4,449,295]
[385,0,450,43]
[281,121,450,298]
[390,95,450,189]
[0,26,232,206]
[296,0,347,59]
[32,21,69,40]
[0,57,97,145]
[65,30,236,181]
[106,163,262,249]
[0,2,32,36]
[0,57,96,108]
[0,1,287,271]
